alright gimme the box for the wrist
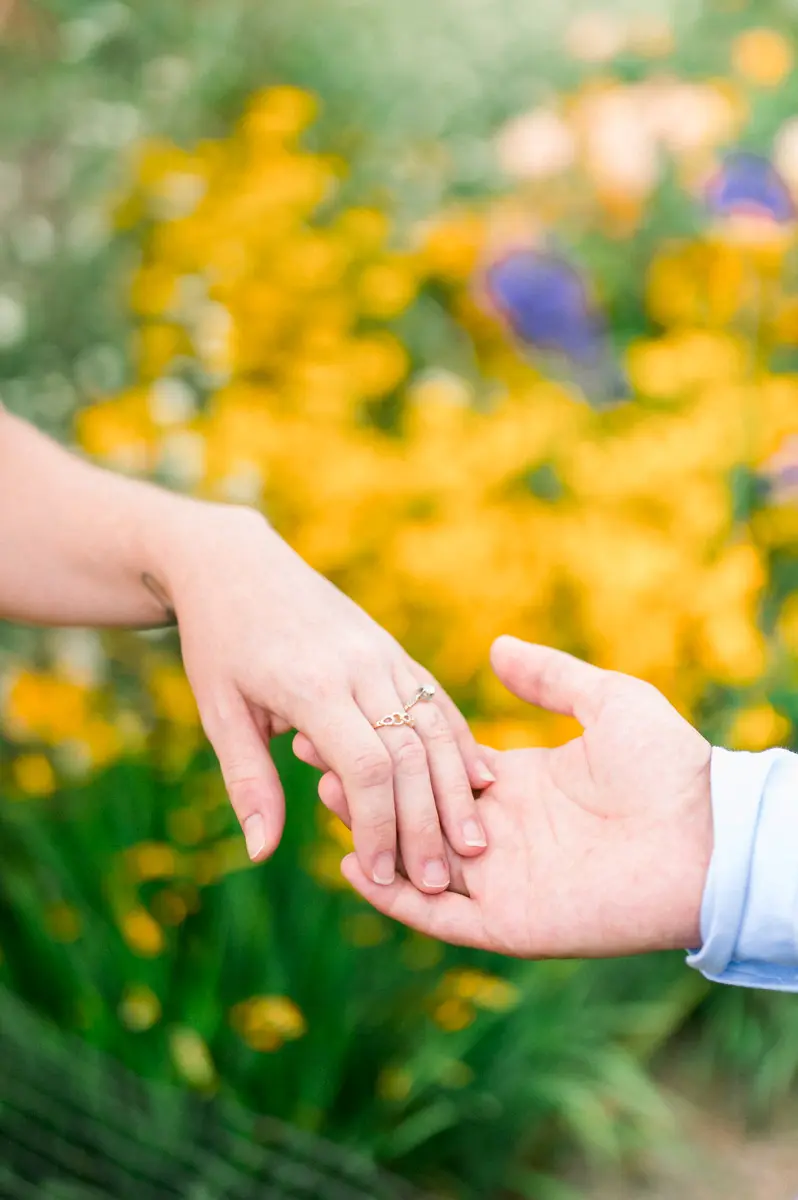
[669,752,714,951]
[141,496,279,620]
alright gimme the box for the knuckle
[392,736,427,774]
[355,811,396,845]
[410,813,444,844]
[300,670,341,706]
[224,761,262,789]
[418,705,450,741]
[441,778,473,808]
[224,770,263,816]
[350,748,392,789]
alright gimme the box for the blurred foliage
[3,1,798,1197]
[0,986,427,1200]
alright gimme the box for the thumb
[490,636,606,725]
[199,688,286,862]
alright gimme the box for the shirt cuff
[686,746,798,991]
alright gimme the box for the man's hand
[303,636,713,958]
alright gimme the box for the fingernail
[243,814,267,861]
[475,760,497,786]
[463,818,487,848]
[373,852,395,886]
[423,858,450,889]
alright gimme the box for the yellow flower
[124,842,178,882]
[135,323,186,379]
[115,710,149,754]
[697,614,769,688]
[12,752,56,797]
[4,671,92,744]
[240,86,318,143]
[119,983,162,1032]
[317,810,353,852]
[432,998,475,1032]
[753,503,798,550]
[134,138,194,192]
[76,717,123,769]
[772,297,798,344]
[346,334,409,397]
[727,704,790,751]
[271,231,349,293]
[45,903,82,944]
[75,391,155,472]
[443,968,491,1000]
[646,242,746,330]
[169,1026,217,1090]
[167,807,206,846]
[151,888,189,927]
[148,664,199,727]
[342,911,387,948]
[357,257,418,318]
[469,718,533,750]
[732,28,793,88]
[120,907,165,957]
[230,995,307,1052]
[441,968,521,1012]
[421,211,485,280]
[190,849,220,888]
[377,1066,413,1103]
[129,265,178,317]
[306,842,350,891]
[335,207,390,253]
[779,592,798,647]
[473,976,520,1011]
[210,836,251,877]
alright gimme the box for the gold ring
[372,684,435,730]
[373,710,416,729]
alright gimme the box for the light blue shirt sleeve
[686,745,798,991]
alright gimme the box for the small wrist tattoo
[141,572,177,627]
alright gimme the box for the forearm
[0,408,207,627]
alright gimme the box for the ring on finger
[372,683,436,731]
[373,709,416,730]
[404,683,436,713]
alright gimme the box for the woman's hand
[0,412,490,888]
[155,503,494,892]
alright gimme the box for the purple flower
[484,249,607,364]
[706,152,795,225]
[482,248,626,404]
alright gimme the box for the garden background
[2,0,798,1196]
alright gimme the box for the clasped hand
[296,636,714,959]
[161,507,711,960]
